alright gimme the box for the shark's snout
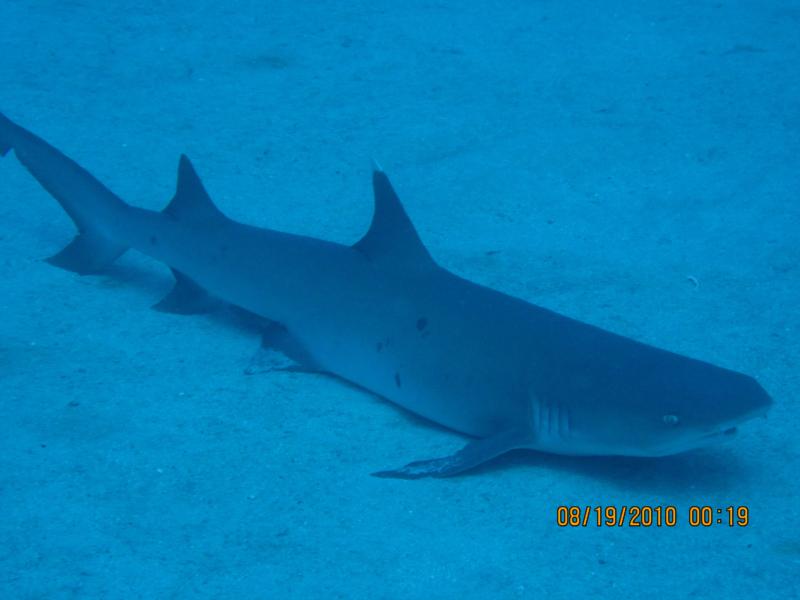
[668,373,773,454]
[732,376,773,422]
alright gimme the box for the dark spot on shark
[242,54,292,70]
[722,44,766,56]
[395,372,401,388]
[416,317,428,331]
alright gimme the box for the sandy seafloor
[1,1,798,598]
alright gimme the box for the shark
[0,111,772,478]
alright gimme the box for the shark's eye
[662,414,680,426]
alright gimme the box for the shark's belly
[286,287,530,438]
[316,339,499,436]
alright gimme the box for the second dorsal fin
[353,169,434,268]
[163,155,226,222]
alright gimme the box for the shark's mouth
[704,426,738,441]
[642,424,743,457]
[691,405,771,448]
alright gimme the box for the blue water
[1,1,797,598]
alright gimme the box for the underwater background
[1,1,797,598]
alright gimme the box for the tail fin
[0,111,14,156]
[0,110,128,274]
[45,231,126,274]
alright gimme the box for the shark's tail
[0,111,128,274]
[0,112,12,156]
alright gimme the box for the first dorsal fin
[163,155,226,222]
[353,169,434,267]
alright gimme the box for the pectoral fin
[372,427,536,479]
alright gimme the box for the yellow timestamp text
[555,505,750,527]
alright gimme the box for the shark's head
[539,348,773,457]
[619,365,772,456]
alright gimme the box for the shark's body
[0,112,771,477]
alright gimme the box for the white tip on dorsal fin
[163,155,226,222]
[353,168,435,268]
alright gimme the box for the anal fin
[372,427,536,479]
[152,268,221,315]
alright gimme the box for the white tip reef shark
[0,111,772,478]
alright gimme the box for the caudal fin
[0,111,15,156]
[45,231,126,274]
[0,110,128,274]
